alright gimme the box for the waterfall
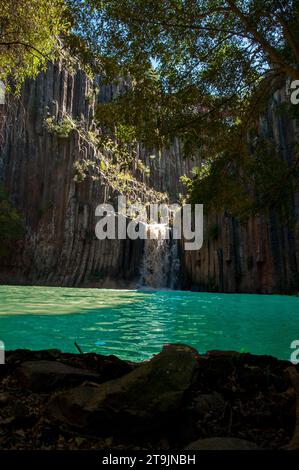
[138,224,181,289]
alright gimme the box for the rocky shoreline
[0,344,299,450]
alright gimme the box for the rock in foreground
[17,361,101,392]
[0,345,298,450]
[185,437,260,450]
[49,344,199,434]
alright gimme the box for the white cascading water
[138,224,181,289]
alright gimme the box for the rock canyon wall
[0,63,195,287]
[182,86,299,293]
[0,64,298,292]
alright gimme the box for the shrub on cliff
[44,115,76,139]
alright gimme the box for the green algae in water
[0,285,298,362]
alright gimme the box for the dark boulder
[49,344,199,434]
[185,437,260,450]
[16,360,101,391]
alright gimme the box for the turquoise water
[0,285,298,361]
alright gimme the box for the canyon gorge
[0,62,298,293]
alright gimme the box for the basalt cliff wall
[182,86,299,293]
[0,63,195,287]
[0,64,298,292]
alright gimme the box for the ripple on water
[0,286,299,361]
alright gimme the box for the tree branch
[226,0,299,80]
[0,41,50,60]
